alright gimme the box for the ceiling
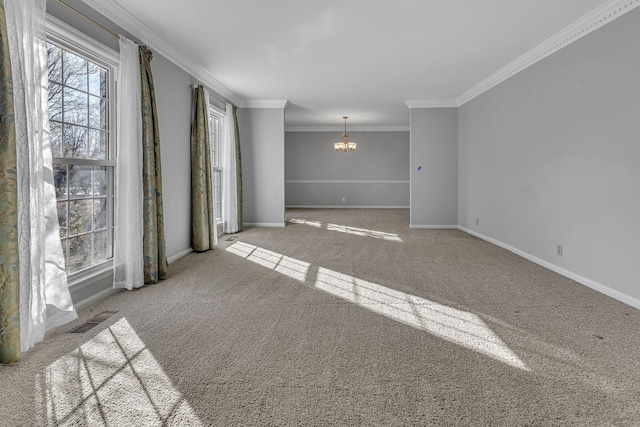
[88,0,612,127]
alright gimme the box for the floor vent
[226,237,237,241]
[69,311,118,333]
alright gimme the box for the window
[209,109,223,225]
[46,26,117,276]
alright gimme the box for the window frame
[209,105,225,227]
[46,16,119,285]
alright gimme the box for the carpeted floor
[1,208,639,426]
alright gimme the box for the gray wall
[239,108,286,226]
[285,131,409,207]
[458,7,640,304]
[410,108,458,227]
[152,55,193,261]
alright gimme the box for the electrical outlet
[556,244,563,256]
[476,218,479,226]
[341,197,346,202]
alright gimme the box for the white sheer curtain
[113,36,143,289]
[4,0,76,352]
[222,103,238,234]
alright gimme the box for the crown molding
[456,0,640,106]
[79,0,640,117]
[241,99,289,108]
[79,0,243,106]
[285,125,409,132]
[405,99,459,109]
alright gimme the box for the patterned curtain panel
[233,106,243,232]
[191,85,215,251]
[0,0,21,364]
[139,46,167,283]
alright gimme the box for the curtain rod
[57,0,118,39]
[190,84,235,108]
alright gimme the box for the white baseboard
[168,248,193,264]
[458,226,640,311]
[286,205,409,209]
[409,224,458,229]
[244,222,286,228]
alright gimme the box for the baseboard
[244,222,286,228]
[168,248,193,264]
[409,224,458,229]
[286,205,409,209]
[73,286,121,313]
[458,226,640,311]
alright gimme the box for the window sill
[68,260,113,292]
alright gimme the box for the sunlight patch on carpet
[326,223,403,242]
[35,318,203,426]
[289,218,403,242]
[288,218,322,227]
[226,241,529,371]
[226,241,310,282]
[315,267,529,371]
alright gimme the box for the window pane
[50,121,63,158]
[93,166,108,196]
[93,198,107,230]
[48,83,62,121]
[88,63,107,96]
[88,95,108,130]
[69,199,92,235]
[88,94,100,128]
[68,165,92,198]
[68,234,92,272]
[47,43,62,83]
[100,69,107,98]
[214,170,222,220]
[57,201,68,239]
[94,230,108,263]
[214,119,219,142]
[61,238,69,269]
[88,129,106,159]
[53,163,67,200]
[63,51,87,91]
[63,124,88,158]
[63,87,88,127]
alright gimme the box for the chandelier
[334,116,356,152]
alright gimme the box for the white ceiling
[96,0,612,127]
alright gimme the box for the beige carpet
[1,208,639,426]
